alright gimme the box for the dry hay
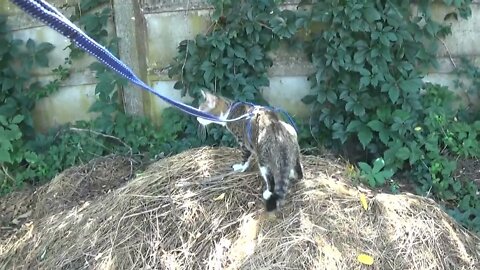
[0,147,479,269]
[0,187,35,241]
[33,155,137,220]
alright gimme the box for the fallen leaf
[357,253,374,265]
[360,193,368,210]
[213,193,225,201]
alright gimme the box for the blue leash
[9,0,247,122]
[10,0,298,128]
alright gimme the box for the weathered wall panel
[2,0,479,131]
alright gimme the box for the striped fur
[196,90,304,212]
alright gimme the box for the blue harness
[10,0,298,128]
[228,101,299,145]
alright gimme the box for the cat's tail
[265,163,291,212]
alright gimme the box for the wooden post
[112,0,147,116]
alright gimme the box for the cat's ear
[204,91,217,107]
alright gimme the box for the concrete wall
[1,0,479,132]
[1,0,99,132]
[423,1,480,106]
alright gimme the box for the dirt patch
[456,158,480,185]
[0,147,479,269]
[0,186,35,241]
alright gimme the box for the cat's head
[196,90,231,126]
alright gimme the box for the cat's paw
[232,163,248,172]
[262,190,273,200]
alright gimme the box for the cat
[196,90,304,212]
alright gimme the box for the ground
[0,147,479,269]
[0,155,138,242]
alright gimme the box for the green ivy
[168,0,300,101]
[297,0,479,232]
[358,157,394,188]
[0,14,59,192]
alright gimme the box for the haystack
[0,147,479,269]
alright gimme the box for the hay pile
[1,147,479,269]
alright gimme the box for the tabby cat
[196,90,304,212]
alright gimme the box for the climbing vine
[295,0,480,232]
[0,14,62,192]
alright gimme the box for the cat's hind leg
[232,144,253,172]
[259,165,277,212]
[294,157,304,180]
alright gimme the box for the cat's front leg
[232,145,253,172]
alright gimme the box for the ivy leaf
[388,86,400,103]
[372,158,385,173]
[36,42,55,54]
[367,119,384,132]
[203,68,214,83]
[358,126,373,149]
[360,76,370,88]
[210,48,222,61]
[233,45,246,59]
[353,104,365,116]
[407,142,423,164]
[247,46,263,65]
[332,123,347,143]
[379,129,390,145]
[395,147,410,160]
[26,38,35,53]
[35,54,50,67]
[173,81,183,90]
[326,90,337,103]
[200,61,213,71]
[347,120,362,132]
[0,148,12,163]
[2,78,14,91]
[380,34,390,46]
[386,32,398,42]
[317,91,326,103]
[354,50,367,64]
[358,162,372,173]
[399,78,423,92]
[376,107,391,122]
[11,115,24,124]
[358,68,371,76]
[381,168,394,180]
[362,7,381,23]
[214,67,224,78]
[302,94,316,104]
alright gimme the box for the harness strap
[10,0,253,123]
[229,102,299,145]
[246,114,254,144]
